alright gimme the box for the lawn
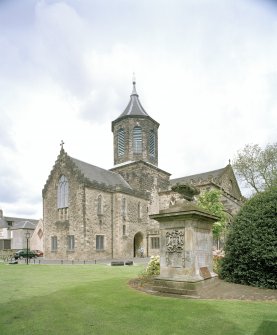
[0,263,276,335]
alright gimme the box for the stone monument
[149,184,218,296]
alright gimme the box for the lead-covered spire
[116,78,149,119]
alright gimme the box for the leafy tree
[220,186,277,289]
[232,142,277,193]
[197,189,228,248]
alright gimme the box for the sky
[0,0,277,219]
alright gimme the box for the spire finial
[228,158,231,165]
[131,73,138,96]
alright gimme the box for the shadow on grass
[254,321,277,335]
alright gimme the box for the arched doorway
[133,232,143,257]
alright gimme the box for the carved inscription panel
[165,230,184,267]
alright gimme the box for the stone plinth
[150,203,218,283]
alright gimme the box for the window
[117,128,125,156]
[123,225,126,236]
[133,126,142,153]
[67,235,75,251]
[96,235,104,250]
[97,195,103,215]
[51,236,57,251]
[149,130,156,157]
[57,175,69,208]
[121,197,126,219]
[151,237,160,249]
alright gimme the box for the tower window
[57,175,68,208]
[117,128,125,156]
[133,126,142,153]
[149,130,156,157]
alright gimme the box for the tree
[232,142,277,193]
[220,186,277,289]
[197,189,228,248]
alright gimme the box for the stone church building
[42,81,243,260]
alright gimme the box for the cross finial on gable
[60,140,65,150]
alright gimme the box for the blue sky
[0,0,277,218]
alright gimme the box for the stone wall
[111,161,170,195]
[43,157,152,260]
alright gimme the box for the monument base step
[143,276,219,297]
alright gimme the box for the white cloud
[0,0,276,218]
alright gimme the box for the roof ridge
[171,166,226,181]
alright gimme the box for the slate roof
[70,157,133,191]
[170,164,242,201]
[118,81,149,118]
[4,216,38,225]
[11,220,37,230]
[170,167,226,185]
[112,81,159,130]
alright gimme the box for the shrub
[220,186,277,289]
[141,255,160,278]
[213,256,224,275]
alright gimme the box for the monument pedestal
[150,202,218,296]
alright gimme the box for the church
[42,80,243,260]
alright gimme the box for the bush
[213,255,224,275]
[220,186,277,289]
[140,255,160,278]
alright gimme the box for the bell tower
[111,79,159,167]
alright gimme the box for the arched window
[133,126,142,153]
[97,195,103,215]
[117,128,125,156]
[57,175,68,208]
[149,130,156,157]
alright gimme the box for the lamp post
[25,231,30,265]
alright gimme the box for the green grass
[0,263,276,335]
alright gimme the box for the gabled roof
[42,149,134,195]
[170,164,242,200]
[70,157,132,191]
